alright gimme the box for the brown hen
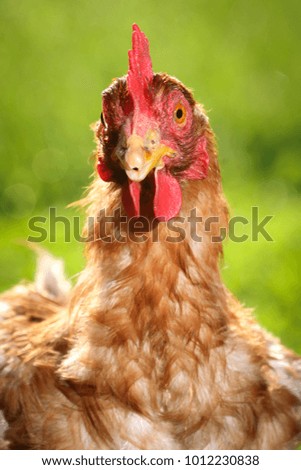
[0,24,301,450]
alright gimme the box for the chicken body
[0,25,301,449]
[1,177,301,449]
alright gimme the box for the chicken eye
[174,104,187,125]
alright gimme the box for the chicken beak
[124,134,176,182]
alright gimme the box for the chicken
[0,24,301,450]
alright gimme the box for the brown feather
[0,79,301,450]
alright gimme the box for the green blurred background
[0,0,300,352]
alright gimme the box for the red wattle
[122,180,141,218]
[154,169,182,221]
[121,170,181,221]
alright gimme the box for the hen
[0,24,301,450]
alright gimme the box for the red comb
[127,24,153,113]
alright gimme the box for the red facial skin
[97,25,209,221]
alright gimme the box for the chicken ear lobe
[181,137,209,180]
[97,157,115,182]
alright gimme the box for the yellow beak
[124,134,175,182]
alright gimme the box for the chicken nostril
[125,141,145,173]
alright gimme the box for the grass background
[0,0,300,353]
